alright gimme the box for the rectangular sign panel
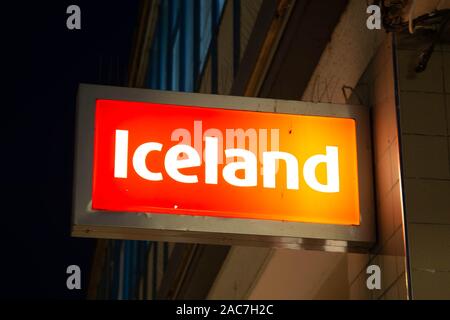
[93,100,360,225]
[72,84,375,252]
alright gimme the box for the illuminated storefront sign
[93,100,359,225]
[72,84,375,251]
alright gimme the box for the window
[147,0,226,92]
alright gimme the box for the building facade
[88,0,450,300]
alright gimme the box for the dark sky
[3,1,140,298]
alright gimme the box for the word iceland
[92,99,360,225]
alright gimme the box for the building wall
[301,0,385,104]
[247,250,348,299]
[396,38,450,299]
[238,1,450,301]
[346,35,407,300]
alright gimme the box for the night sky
[3,1,140,298]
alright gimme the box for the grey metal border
[72,84,375,252]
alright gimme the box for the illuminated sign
[72,84,375,251]
[93,100,359,225]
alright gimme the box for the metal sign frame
[72,84,375,252]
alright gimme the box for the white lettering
[223,149,257,187]
[204,137,219,184]
[132,142,163,181]
[114,130,129,178]
[165,144,201,183]
[303,146,339,193]
[114,130,341,193]
[263,151,299,190]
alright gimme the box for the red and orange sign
[92,99,360,225]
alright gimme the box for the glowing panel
[92,99,360,225]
